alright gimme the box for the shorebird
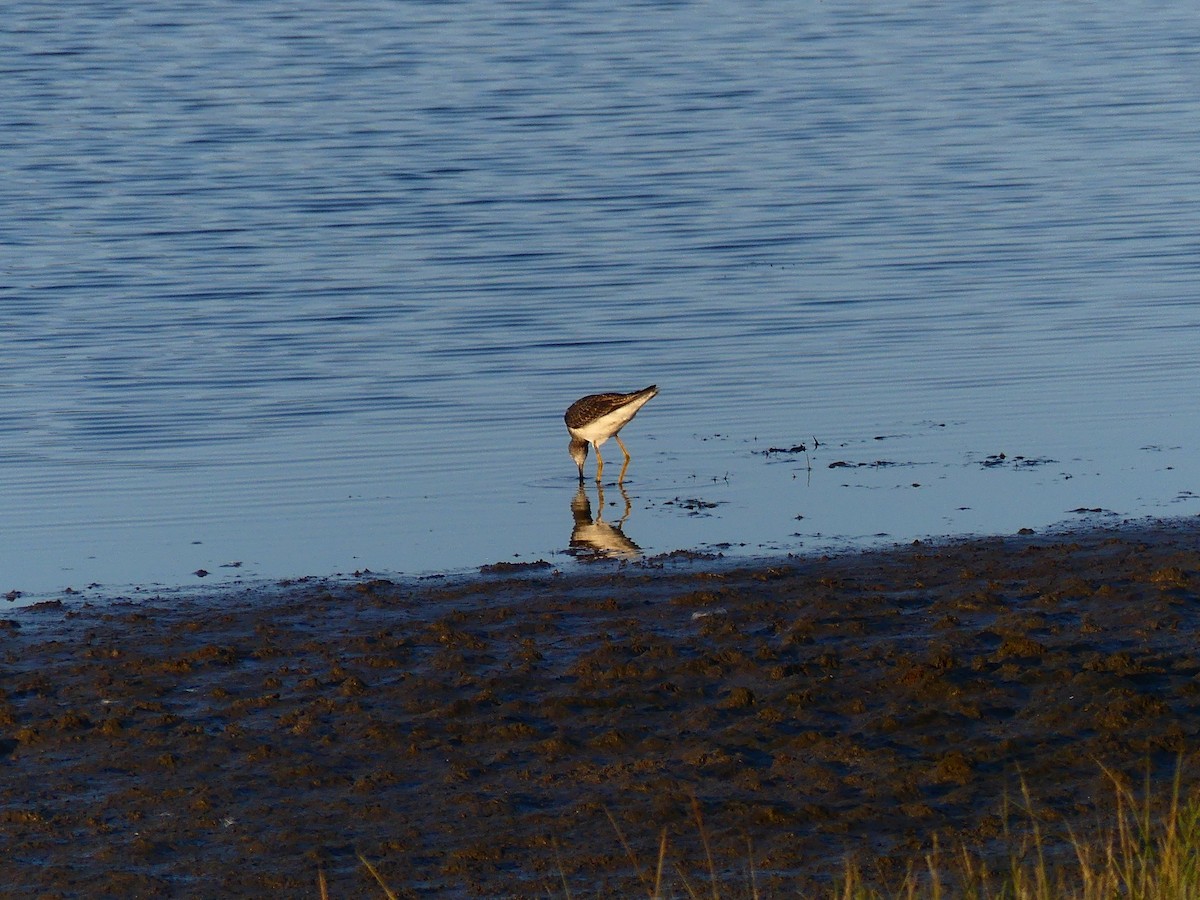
[565,385,658,483]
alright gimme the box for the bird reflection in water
[568,481,642,560]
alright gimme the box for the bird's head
[568,438,589,480]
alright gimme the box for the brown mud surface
[4,520,1200,897]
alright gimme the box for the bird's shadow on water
[566,481,643,561]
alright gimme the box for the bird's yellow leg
[594,445,604,482]
[618,456,631,484]
[615,436,632,483]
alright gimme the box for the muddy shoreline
[4,520,1200,896]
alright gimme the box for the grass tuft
[829,762,1200,900]
[327,763,1200,898]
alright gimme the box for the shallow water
[4,2,1200,603]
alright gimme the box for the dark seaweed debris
[3,521,1200,896]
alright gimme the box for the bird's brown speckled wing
[564,386,656,429]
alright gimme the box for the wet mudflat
[4,521,1200,897]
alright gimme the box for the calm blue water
[4,2,1200,605]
